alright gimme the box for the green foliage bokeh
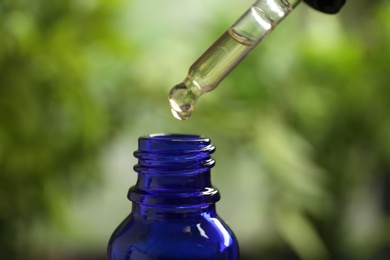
[1,0,390,259]
[0,0,140,257]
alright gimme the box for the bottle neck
[128,134,220,212]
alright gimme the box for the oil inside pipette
[169,28,258,120]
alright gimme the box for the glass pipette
[168,0,302,120]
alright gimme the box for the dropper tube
[168,0,302,120]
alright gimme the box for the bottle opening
[137,133,213,153]
[147,133,203,140]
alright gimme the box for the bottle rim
[146,133,204,140]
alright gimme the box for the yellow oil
[169,28,257,120]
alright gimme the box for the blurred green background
[1,0,390,259]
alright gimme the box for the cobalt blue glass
[107,134,239,260]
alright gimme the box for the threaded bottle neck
[128,134,220,208]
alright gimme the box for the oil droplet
[168,83,198,120]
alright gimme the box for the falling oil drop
[168,83,198,120]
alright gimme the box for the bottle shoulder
[108,213,239,260]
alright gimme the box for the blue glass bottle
[107,134,239,260]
